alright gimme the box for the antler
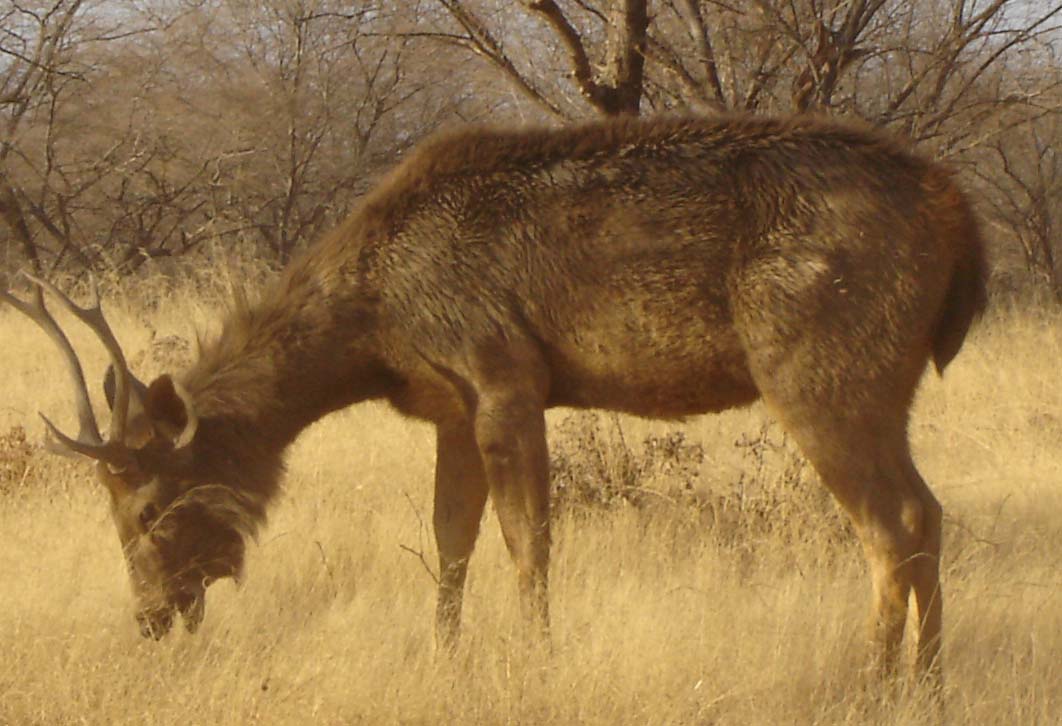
[0,275,146,465]
[0,283,104,449]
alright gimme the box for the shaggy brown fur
[9,113,987,682]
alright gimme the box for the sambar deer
[2,114,985,682]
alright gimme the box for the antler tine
[25,274,143,444]
[0,283,105,450]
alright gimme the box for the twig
[399,544,439,585]
[944,514,1002,549]
[400,490,439,584]
[314,539,338,593]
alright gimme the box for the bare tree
[975,112,1062,300]
[89,0,450,269]
[1,0,92,274]
[206,1,407,261]
[0,0,465,276]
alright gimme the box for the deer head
[1,278,245,638]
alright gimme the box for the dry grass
[0,284,1059,725]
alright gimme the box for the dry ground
[0,281,1059,725]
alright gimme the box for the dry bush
[549,412,853,557]
[725,421,852,549]
[0,425,35,497]
[549,410,705,511]
[0,422,95,500]
[0,425,86,500]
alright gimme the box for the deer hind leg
[433,419,489,649]
[898,452,944,684]
[472,384,551,638]
[767,411,938,679]
[853,440,944,684]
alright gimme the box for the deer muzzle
[135,586,205,639]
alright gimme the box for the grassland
[0,280,1059,725]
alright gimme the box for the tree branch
[438,0,565,119]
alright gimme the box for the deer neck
[181,275,392,456]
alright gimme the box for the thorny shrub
[549,412,853,552]
[727,422,852,549]
[0,425,93,500]
[0,425,37,496]
[549,411,704,511]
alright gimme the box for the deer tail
[932,182,989,375]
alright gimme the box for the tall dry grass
[0,277,1059,725]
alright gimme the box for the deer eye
[139,503,160,530]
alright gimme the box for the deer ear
[144,375,198,449]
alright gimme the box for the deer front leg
[433,419,489,650]
[473,391,551,638]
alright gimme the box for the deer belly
[543,330,758,418]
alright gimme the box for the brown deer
[2,114,985,682]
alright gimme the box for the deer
[1,113,986,684]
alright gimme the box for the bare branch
[677,0,726,104]
[438,0,565,119]
[527,0,605,109]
